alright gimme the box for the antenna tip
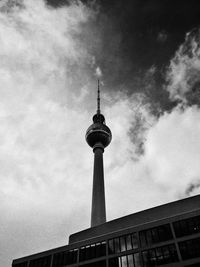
[97,79,101,114]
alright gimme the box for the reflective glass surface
[179,237,200,260]
[142,244,178,266]
[81,260,106,267]
[29,256,51,267]
[13,263,28,267]
[139,224,173,247]
[185,264,200,267]
[79,242,106,262]
[109,253,141,267]
[108,233,138,255]
[134,253,141,267]
[52,249,78,266]
[173,215,200,238]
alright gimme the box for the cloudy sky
[1,0,200,266]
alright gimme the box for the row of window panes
[52,249,78,266]
[12,225,173,267]
[173,215,200,238]
[79,241,106,262]
[185,264,200,267]
[108,233,138,254]
[14,214,200,267]
[29,256,51,267]
[142,244,178,267]
[179,237,200,260]
[14,242,106,267]
[139,224,173,248]
[80,260,106,267]
[109,253,141,267]
[12,263,28,267]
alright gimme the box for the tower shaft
[91,145,106,227]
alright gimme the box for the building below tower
[12,194,200,267]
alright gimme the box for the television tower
[86,80,112,227]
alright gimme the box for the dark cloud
[185,181,200,196]
[166,28,200,106]
[94,0,200,112]
[47,0,200,114]
[157,31,168,43]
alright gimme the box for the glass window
[188,219,195,232]
[134,253,141,267]
[53,249,77,266]
[109,253,141,267]
[156,247,162,259]
[69,249,78,264]
[139,232,146,248]
[179,237,200,260]
[29,256,51,267]
[90,244,96,258]
[148,249,156,265]
[127,254,134,267]
[139,224,173,247]
[96,242,106,257]
[13,263,28,267]
[120,236,126,252]
[81,260,106,267]
[96,242,102,257]
[109,239,115,254]
[126,235,132,250]
[108,233,138,255]
[85,245,91,261]
[142,244,178,267]
[162,245,170,260]
[142,250,147,265]
[79,242,106,262]
[151,228,159,243]
[121,256,128,267]
[169,244,179,262]
[114,238,121,253]
[146,230,152,245]
[108,237,120,254]
[132,233,139,249]
[159,224,172,242]
[156,247,165,264]
[109,257,121,267]
[185,264,200,267]
[80,247,86,262]
[173,215,200,238]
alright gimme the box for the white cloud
[95,66,102,77]
[166,28,200,103]
[142,106,200,195]
[104,104,200,222]
[0,0,95,265]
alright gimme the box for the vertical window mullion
[119,237,122,253]
[125,235,127,252]
[113,238,116,254]
[130,234,133,250]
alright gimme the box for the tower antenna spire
[97,79,100,114]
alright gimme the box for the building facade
[12,194,200,267]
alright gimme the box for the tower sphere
[86,113,112,149]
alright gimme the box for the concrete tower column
[91,143,106,227]
[85,80,112,228]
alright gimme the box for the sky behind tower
[1,0,200,266]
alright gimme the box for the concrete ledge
[69,195,200,244]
